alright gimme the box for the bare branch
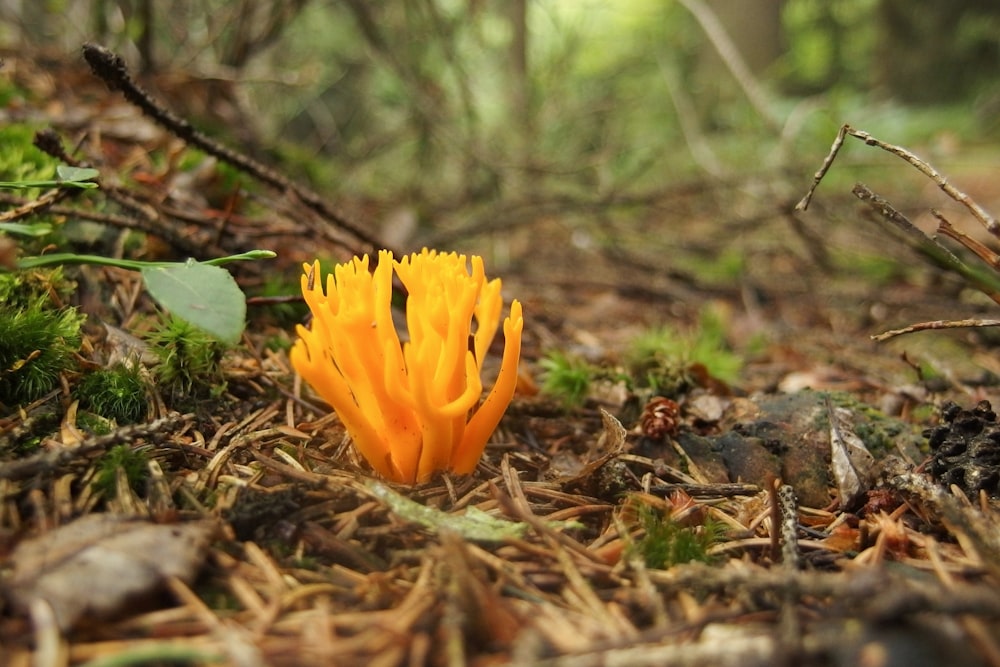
[797,124,999,236]
[81,42,388,257]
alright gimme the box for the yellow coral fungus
[291,249,523,484]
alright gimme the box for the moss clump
[92,444,150,497]
[0,268,76,309]
[147,315,228,403]
[629,505,724,569]
[77,362,149,424]
[626,306,743,397]
[0,298,83,405]
[76,411,114,435]
[539,350,599,409]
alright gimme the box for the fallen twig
[0,413,192,481]
[872,318,1000,342]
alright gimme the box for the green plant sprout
[11,251,275,344]
[0,298,84,405]
[628,504,724,569]
[77,362,149,424]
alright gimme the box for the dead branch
[936,212,1000,271]
[851,183,1000,304]
[0,413,193,481]
[80,43,388,257]
[796,124,998,236]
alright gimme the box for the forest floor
[2,48,1000,667]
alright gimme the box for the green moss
[0,298,84,405]
[538,350,599,408]
[76,411,114,435]
[626,305,743,397]
[147,314,228,403]
[77,363,149,424]
[0,268,77,309]
[628,504,724,570]
[824,391,924,457]
[92,444,150,497]
[0,125,58,187]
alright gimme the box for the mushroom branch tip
[290,248,523,484]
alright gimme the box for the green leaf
[141,260,246,344]
[55,165,100,184]
[0,221,52,237]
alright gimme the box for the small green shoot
[141,260,247,345]
[77,362,149,424]
[539,350,600,408]
[629,504,724,569]
[0,298,84,405]
[0,221,53,237]
[92,444,150,497]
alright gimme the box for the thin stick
[872,318,1000,342]
[795,124,848,211]
[844,126,999,235]
[936,213,1000,271]
[677,0,781,132]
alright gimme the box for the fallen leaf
[2,514,216,631]
[826,397,876,510]
[557,409,628,492]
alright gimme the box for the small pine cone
[640,397,681,440]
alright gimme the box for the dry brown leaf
[826,399,876,510]
[2,513,217,631]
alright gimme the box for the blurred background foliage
[1,0,998,233]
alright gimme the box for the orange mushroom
[291,249,523,483]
